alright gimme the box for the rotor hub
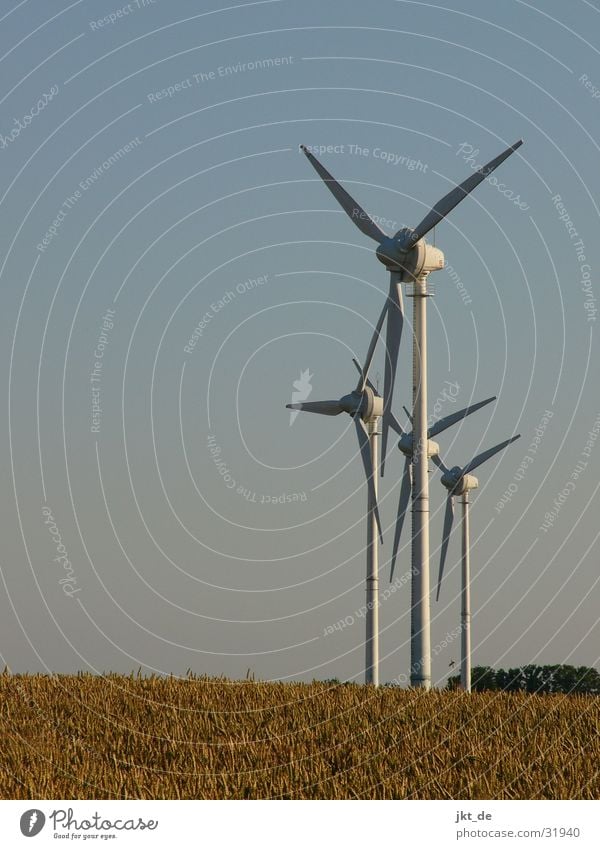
[339,386,382,421]
[339,390,362,416]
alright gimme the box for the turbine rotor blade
[355,417,383,544]
[437,494,455,601]
[381,274,404,476]
[387,410,404,437]
[286,400,344,416]
[300,145,387,243]
[428,396,496,439]
[400,140,523,249]
[431,452,450,476]
[461,434,521,476]
[390,456,412,582]
[352,358,377,393]
[357,300,388,392]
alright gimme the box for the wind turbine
[300,139,523,688]
[432,434,521,692]
[389,394,498,581]
[287,305,389,685]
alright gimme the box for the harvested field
[1,673,598,799]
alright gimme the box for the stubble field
[1,673,598,799]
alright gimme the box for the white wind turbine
[300,140,522,688]
[432,434,521,692]
[388,395,498,580]
[287,307,390,685]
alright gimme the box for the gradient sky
[1,0,599,686]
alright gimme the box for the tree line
[446,664,600,694]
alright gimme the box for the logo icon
[20,810,45,837]
[289,369,313,426]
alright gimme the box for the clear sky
[1,0,599,686]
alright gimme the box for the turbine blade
[437,494,455,601]
[355,417,383,544]
[381,275,404,475]
[402,140,523,248]
[431,454,450,475]
[428,396,496,439]
[462,434,521,475]
[357,300,388,391]
[352,358,377,393]
[286,400,343,416]
[431,452,450,476]
[390,456,412,582]
[387,410,404,437]
[300,145,387,243]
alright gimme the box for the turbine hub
[338,390,363,415]
[375,235,410,270]
[338,386,382,420]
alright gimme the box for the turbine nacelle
[441,470,479,495]
[376,236,445,278]
[398,433,440,458]
[361,386,383,421]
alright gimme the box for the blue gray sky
[1,0,599,686]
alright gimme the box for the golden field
[1,673,599,799]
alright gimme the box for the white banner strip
[0,800,598,847]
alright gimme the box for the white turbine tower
[287,306,391,685]
[432,434,521,692]
[300,140,522,688]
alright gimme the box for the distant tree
[570,666,600,694]
[503,667,525,692]
[446,673,460,690]
[494,667,511,691]
[471,666,498,691]
[522,664,546,693]
[446,666,497,691]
